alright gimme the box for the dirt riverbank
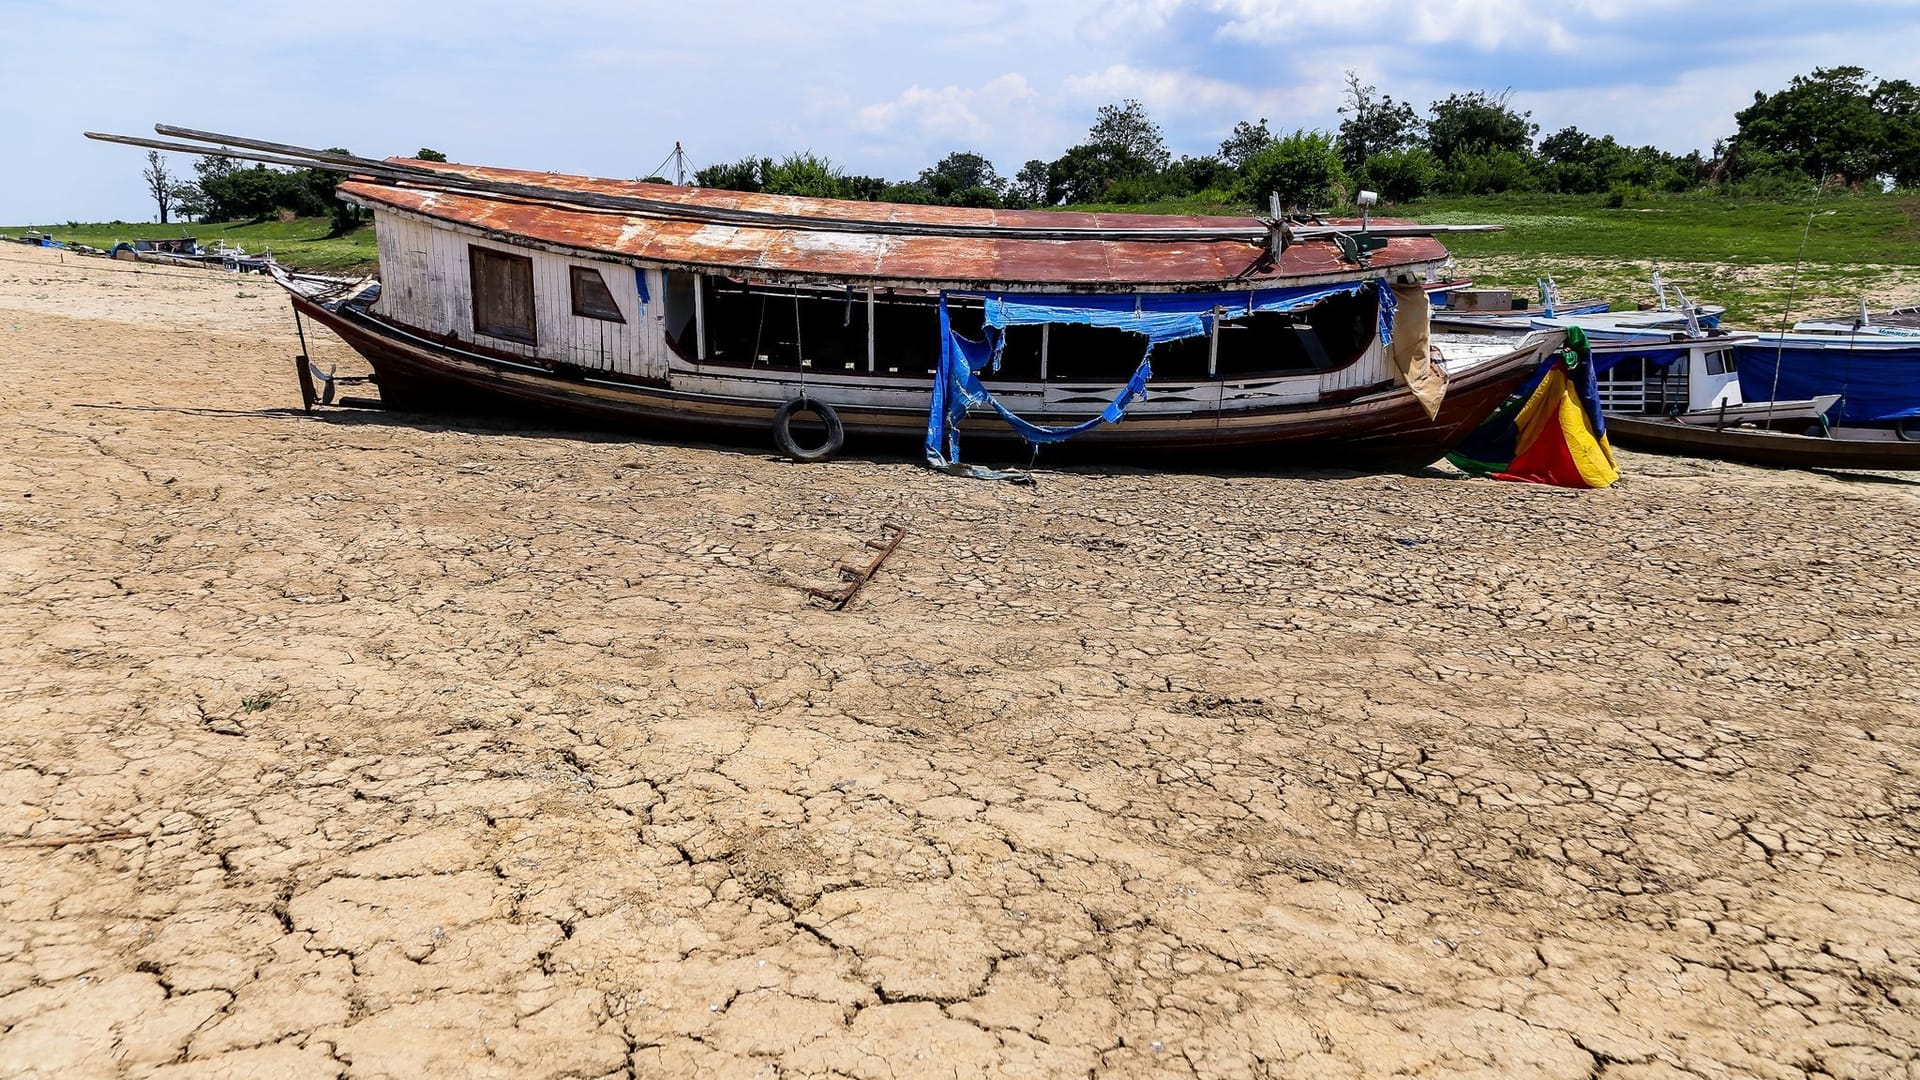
[2,242,1917,1078]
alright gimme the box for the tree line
[140,147,447,231]
[139,65,1919,225]
[690,65,1919,211]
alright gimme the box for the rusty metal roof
[338,159,1452,293]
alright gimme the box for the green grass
[1405,191,1920,266]
[0,217,377,272]
[1058,190,1920,325]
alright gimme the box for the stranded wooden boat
[1602,415,1920,470]
[91,125,1552,469]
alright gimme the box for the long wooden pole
[85,126,1503,246]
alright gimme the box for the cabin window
[1705,350,1726,375]
[571,266,626,323]
[1718,350,1737,374]
[1213,289,1377,378]
[470,246,536,345]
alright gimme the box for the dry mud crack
[1,243,1918,1077]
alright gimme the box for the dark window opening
[470,246,536,345]
[1215,289,1376,378]
[1039,322,1150,381]
[671,281,994,379]
[985,325,1043,382]
[571,266,626,323]
[659,282,1376,385]
[693,281,874,373]
[1705,351,1725,375]
[1150,335,1211,381]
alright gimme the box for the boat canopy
[1736,341,1920,422]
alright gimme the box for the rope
[1766,174,1831,420]
[642,147,678,183]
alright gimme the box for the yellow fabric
[1510,366,1619,488]
[1509,366,1565,455]
[1389,283,1446,420]
[1558,395,1620,488]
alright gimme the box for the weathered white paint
[368,210,667,380]
[366,207,1398,405]
[1319,339,1387,394]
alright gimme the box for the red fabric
[1496,419,1580,485]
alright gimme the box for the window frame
[469,245,537,346]
[570,265,627,323]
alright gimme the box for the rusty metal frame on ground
[809,523,907,610]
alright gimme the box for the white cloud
[1102,0,1684,51]
[855,75,1043,144]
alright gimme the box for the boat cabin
[354,194,1438,419]
[1592,331,1840,428]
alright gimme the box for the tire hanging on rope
[772,397,844,462]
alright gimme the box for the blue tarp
[1735,339,1920,422]
[1590,343,1691,374]
[926,279,1395,466]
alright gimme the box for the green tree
[1732,66,1916,185]
[1008,159,1050,207]
[1425,90,1537,163]
[878,181,938,205]
[1164,154,1232,196]
[1089,99,1170,171]
[760,152,851,198]
[1047,142,1139,204]
[170,181,208,222]
[414,147,448,162]
[1876,78,1920,187]
[918,151,1004,207]
[1240,130,1347,211]
[693,157,766,192]
[1336,72,1421,173]
[1538,127,1626,193]
[1218,119,1273,171]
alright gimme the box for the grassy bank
[1072,190,1920,324]
[1405,192,1920,324]
[0,217,377,272]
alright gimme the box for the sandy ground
[1,240,1918,1079]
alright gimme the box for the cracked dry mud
[2,241,1918,1079]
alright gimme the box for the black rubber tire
[772,397,845,462]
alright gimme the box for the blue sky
[3,0,1916,222]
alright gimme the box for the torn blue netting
[926,279,1394,467]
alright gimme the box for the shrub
[1358,148,1439,202]
[1443,150,1539,194]
[1239,130,1347,212]
[1604,182,1650,207]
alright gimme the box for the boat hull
[292,291,1546,469]
[1607,415,1920,470]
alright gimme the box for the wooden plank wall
[368,211,668,380]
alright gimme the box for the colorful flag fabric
[1448,327,1619,488]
